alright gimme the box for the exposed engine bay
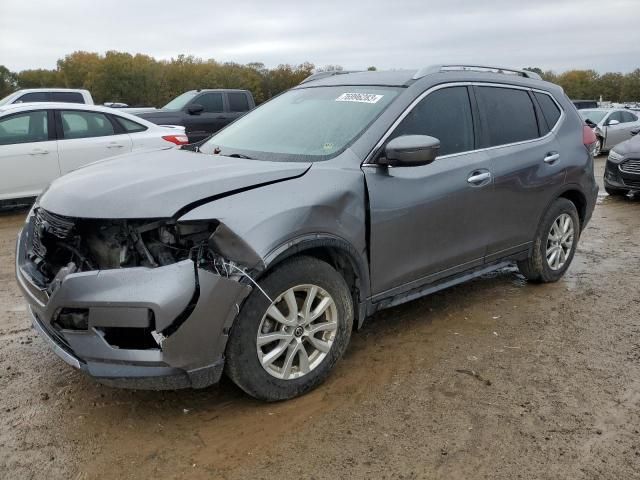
[27,206,263,293]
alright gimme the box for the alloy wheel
[546,213,574,270]
[256,285,338,380]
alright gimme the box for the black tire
[605,186,629,197]
[517,198,580,283]
[225,256,354,401]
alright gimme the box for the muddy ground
[1,157,639,480]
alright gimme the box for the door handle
[29,149,49,155]
[544,152,560,164]
[216,115,226,119]
[467,171,491,184]
[106,143,124,149]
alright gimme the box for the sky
[1,0,639,73]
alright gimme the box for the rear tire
[605,186,629,197]
[517,198,580,283]
[225,256,353,401]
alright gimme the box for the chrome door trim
[362,82,566,167]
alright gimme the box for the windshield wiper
[227,153,255,159]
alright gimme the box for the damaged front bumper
[15,225,250,390]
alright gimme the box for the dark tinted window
[534,92,561,131]
[390,86,474,156]
[50,92,85,103]
[16,92,48,103]
[0,110,49,145]
[228,92,250,112]
[115,116,147,133]
[197,93,223,113]
[61,110,115,139]
[608,111,624,123]
[621,111,637,123]
[476,86,539,146]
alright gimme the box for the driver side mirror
[187,104,204,115]
[606,119,620,126]
[380,135,440,167]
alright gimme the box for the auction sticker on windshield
[336,93,384,104]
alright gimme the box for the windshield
[580,110,607,124]
[200,86,400,161]
[163,91,198,110]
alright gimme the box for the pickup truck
[135,89,255,143]
[0,88,94,106]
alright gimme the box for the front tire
[225,256,354,401]
[518,198,580,283]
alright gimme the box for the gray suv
[16,65,598,401]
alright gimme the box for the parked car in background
[0,89,94,106]
[0,103,187,204]
[603,128,640,196]
[572,99,598,110]
[580,108,640,156]
[135,89,255,143]
[16,65,597,401]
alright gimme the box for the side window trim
[364,82,566,166]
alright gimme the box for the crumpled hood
[39,148,310,219]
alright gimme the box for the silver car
[580,108,640,156]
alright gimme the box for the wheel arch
[557,187,587,231]
[261,235,370,329]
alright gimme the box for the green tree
[16,69,61,88]
[0,65,17,98]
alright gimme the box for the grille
[622,178,640,189]
[31,208,76,258]
[620,158,640,175]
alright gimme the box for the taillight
[583,125,597,147]
[162,134,189,145]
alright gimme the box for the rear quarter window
[476,86,539,147]
[533,92,562,132]
[114,116,148,133]
[50,92,85,103]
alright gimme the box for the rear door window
[196,93,224,113]
[114,116,148,133]
[621,111,638,123]
[228,92,250,112]
[475,86,539,147]
[533,92,562,131]
[15,92,48,103]
[60,110,116,139]
[390,86,475,156]
[608,111,624,124]
[0,110,49,145]
[50,92,85,103]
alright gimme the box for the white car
[0,103,188,202]
[0,88,94,106]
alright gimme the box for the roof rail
[413,64,542,80]
[300,70,363,84]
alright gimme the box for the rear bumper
[16,226,251,390]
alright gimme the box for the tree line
[1,52,639,105]
[0,51,318,106]
[526,67,640,103]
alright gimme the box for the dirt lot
[1,157,639,480]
